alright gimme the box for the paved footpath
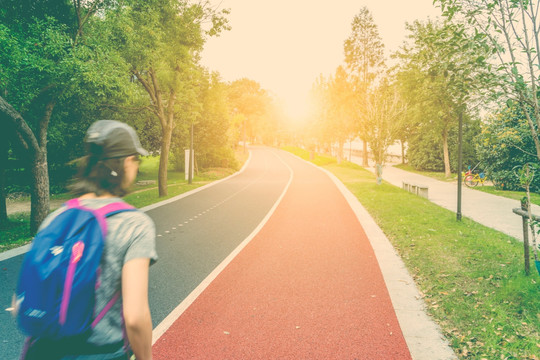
[356,156,540,241]
[152,150,456,359]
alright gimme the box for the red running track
[153,152,412,359]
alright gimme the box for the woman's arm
[122,258,153,360]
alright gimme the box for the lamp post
[456,107,463,221]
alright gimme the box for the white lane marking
[152,149,294,345]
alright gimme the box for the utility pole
[456,108,463,221]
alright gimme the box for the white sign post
[184,149,194,180]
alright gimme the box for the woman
[16,120,157,360]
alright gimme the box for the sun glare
[283,95,310,121]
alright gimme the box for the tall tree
[0,0,117,232]
[114,0,229,196]
[436,0,540,162]
[394,20,490,177]
[305,69,356,160]
[365,77,405,170]
[227,78,270,146]
[306,75,331,153]
[327,66,357,162]
[344,6,385,166]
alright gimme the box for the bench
[402,181,429,199]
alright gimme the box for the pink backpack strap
[63,199,135,238]
[94,202,135,218]
[93,202,136,236]
[65,198,81,209]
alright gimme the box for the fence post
[521,198,531,275]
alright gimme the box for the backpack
[16,198,135,340]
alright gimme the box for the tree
[436,0,540,163]
[306,75,331,153]
[169,70,237,171]
[344,6,385,166]
[227,79,270,147]
[195,72,236,168]
[394,20,490,177]
[328,66,357,162]
[0,0,118,232]
[114,0,229,196]
[306,73,348,158]
[365,78,405,170]
[477,102,540,190]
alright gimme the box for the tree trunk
[0,139,7,225]
[158,123,173,197]
[29,99,55,233]
[0,95,53,234]
[442,129,451,178]
[519,101,540,162]
[362,138,369,166]
[401,140,406,164]
[30,149,50,233]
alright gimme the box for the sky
[200,0,442,119]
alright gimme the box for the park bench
[402,181,429,199]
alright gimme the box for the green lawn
[285,147,539,359]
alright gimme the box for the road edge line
[151,149,294,345]
[0,152,253,262]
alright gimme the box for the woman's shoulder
[113,207,154,229]
[77,197,155,232]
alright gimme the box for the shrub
[476,103,540,191]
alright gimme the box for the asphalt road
[0,147,291,360]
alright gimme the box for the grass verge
[0,153,245,253]
[287,147,539,359]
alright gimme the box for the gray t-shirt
[38,197,157,351]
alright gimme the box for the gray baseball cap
[84,120,149,158]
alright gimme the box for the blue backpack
[16,198,135,340]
